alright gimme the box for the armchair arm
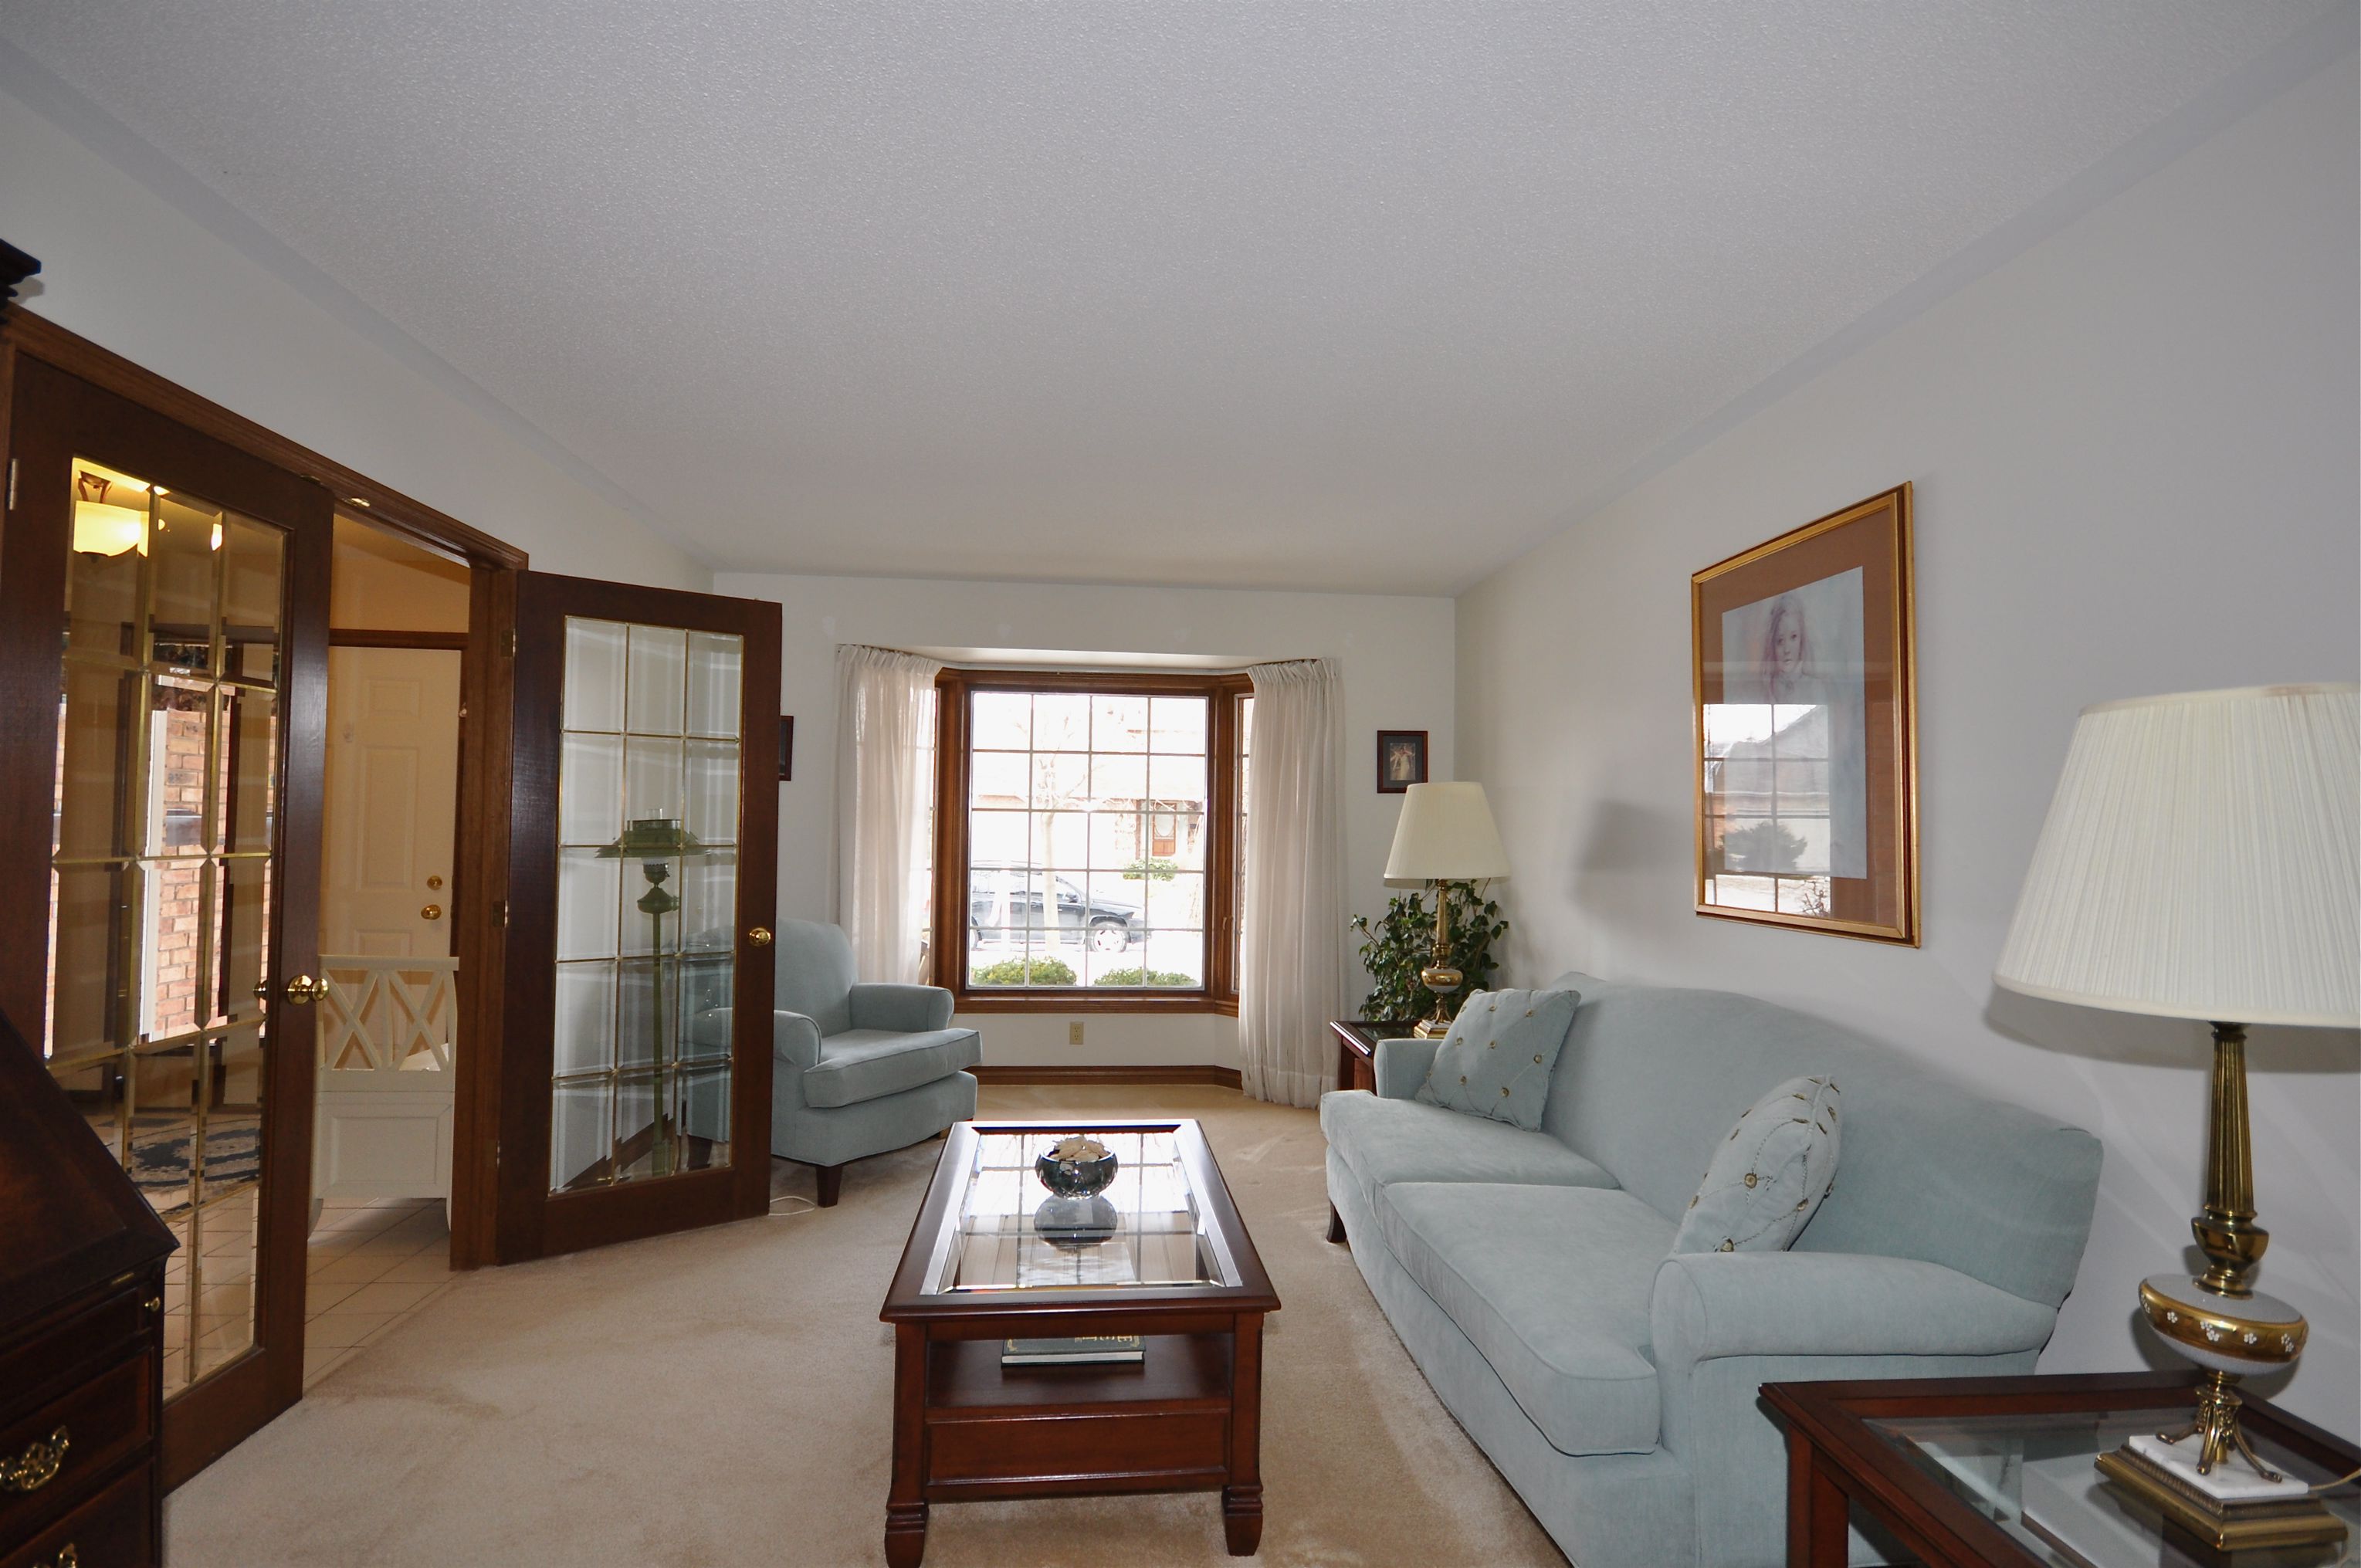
[1373,1037,1438,1099]
[848,983,954,1034]
[690,1007,822,1073]
[1651,1251,2057,1370]
[772,1010,822,1072]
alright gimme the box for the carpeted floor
[164,1084,1567,1566]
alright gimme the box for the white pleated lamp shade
[1384,782,1511,887]
[1995,684,2359,1027]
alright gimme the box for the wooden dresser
[0,1008,174,1568]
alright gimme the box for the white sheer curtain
[833,645,942,984]
[1239,658,1343,1108]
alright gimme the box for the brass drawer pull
[0,1424,67,1492]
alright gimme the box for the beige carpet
[165,1085,1567,1566]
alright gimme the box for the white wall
[0,82,703,590]
[714,571,1455,1070]
[1455,57,2360,1436]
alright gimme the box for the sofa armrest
[1373,1037,1437,1099]
[772,1010,822,1072]
[1651,1251,2058,1370]
[848,983,955,1034]
[1649,1251,2061,1566]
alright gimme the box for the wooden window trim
[930,668,1249,1015]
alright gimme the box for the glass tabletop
[922,1125,1238,1295]
[1871,1408,2359,1568]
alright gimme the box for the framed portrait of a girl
[1690,484,1919,943]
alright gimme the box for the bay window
[930,669,1250,1011]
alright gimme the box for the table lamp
[1383,782,1511,1037]
[1994,683,2357,1549]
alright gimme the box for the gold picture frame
[1691,484,1919,944]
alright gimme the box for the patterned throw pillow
[1672,1075,1842,1255]
[1414,988,1581,1131]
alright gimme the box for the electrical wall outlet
[1068,1021,1086,1045]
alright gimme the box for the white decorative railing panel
[312,954,459,1221]
[318,955,459,1079]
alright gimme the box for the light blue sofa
[1320,971,2102,1568]
[769,919,981,1207]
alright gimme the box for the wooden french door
[0,356,331,1485]
[492,573,781,1261]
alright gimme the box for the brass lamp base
[1413,882,1463,1037]
[2091,1018,2345,1553]
[2096,1419,2345,1552]
[1413,963,1463,1037]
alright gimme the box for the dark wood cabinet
[0,1008,174,1568]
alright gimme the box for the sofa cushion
[1379,1182,1673,1456]
[1672,1075,1842,1255]
[803,1028,981,1109]
[1320,1091,1616,1217]
[1414,987,1581,1130]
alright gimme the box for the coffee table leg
[1225,1312,1265,1555]
[1224,1485,1263,1555]
[886,1324,929,1567]
[885,1503,929,1568]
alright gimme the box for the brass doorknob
[426,874,444,890]
[748,926,773,947]
[283,974,328,1004]
[421,903,443,921]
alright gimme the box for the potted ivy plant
[1349,882,1508,1029]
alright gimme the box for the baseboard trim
[971,1065,1245,1090]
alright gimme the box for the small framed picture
[1377,730,1428,794]
[1691,483,1918,943]
[778,715,795,782]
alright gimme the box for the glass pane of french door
[47,456,283,1397]
[549,618,744,1192]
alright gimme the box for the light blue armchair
[771,919,980,1207]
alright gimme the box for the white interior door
[321,646,462,956]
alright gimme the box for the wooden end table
[1329,1019,1419,1095]
[1766,1371,2359,1566]
[879,1119,1282,1566]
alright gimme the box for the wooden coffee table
[879,1119,1282,1566]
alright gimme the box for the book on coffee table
[1001,1334,1145,1366]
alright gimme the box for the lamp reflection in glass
[598,817,710,1179]
[73,465,222,555]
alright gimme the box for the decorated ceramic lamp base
[2092,1274,2343,1551]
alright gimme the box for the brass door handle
[0,1425,67,1492]
[421,904,443,921]
[748,926,773,947]
[283,974,328,1004]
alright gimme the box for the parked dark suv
[969,865,1141,952]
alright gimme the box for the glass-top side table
[1766,1373,2359,1568]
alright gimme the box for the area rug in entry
[127,1113,260,1216]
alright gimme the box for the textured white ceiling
[1,3,2339,592]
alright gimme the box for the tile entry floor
[303,1199,455,1389]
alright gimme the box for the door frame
[0,312,527,1275]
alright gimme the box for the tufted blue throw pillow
[1672,1075,1842,1254]
[1414,988,1581,1131]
